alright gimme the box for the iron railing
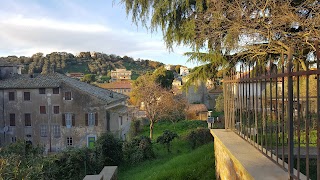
[223,43,320,180]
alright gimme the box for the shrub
[129,118,141,138]
[156,130,178,153]
[123,136,154,164]
[185,128,213,149]
[95,133,123,167]
[215,94,224,112]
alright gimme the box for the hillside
[0,52,164,80]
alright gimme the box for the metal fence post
[287,47,294,179]
[315,40,320,180]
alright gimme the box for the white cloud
[0,1,196,67]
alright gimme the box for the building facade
[98,81,132,96]
[0,67,130,152]
[110,69,132,82]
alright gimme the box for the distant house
[65,72,84,80]
[110,69,132,82]
[98,81,132,96]
[172,79,182,87]
[186,104,208,121]
[180,66,189,76]
[164,64,173,71]
[0,65,130,152]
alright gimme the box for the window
[86,113,98,126]
[24,92,30,101]
[62,113,75,128]
[9,113,15,126]
[67,137,73,146]
[9,92,15,101]
[52,125,61,138]
[53,106,59,114]
[25,113,31,126]
[119,116,123,125]
[39,88,45,94]
[11,137,16,143]
[40,125,47,137]
[64,92,72,100]
[53,88,59,94]
[40,106,46,114]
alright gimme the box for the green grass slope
[119,120,215,180]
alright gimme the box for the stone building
[110,69,132,82]
[98,81,132,96]
[0,65,130,152]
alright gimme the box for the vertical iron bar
[246,64,249,140]
[255,67,259,147]
[275,63,279,164]
[260,62,264,152]
[315,40,320,180]
[270,60,273,159]
[287,48,294,179]
[249,63,252,143]
[265,64,268,154]
[296,61,300,179]
[305,64,310,180]
[281,53,285,167]
[240,65,243,135]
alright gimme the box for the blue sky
[0,0,197,67]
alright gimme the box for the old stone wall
[0,84,128,151]
[214,134,252,180]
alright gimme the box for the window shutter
[62,114,66,126]
[85,113,88,126]
[72,114,75,126]
[95,113,98,126]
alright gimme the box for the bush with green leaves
[185,128,213,149]
[122,136,154,164]
[0,141,47,180]
[215,94,224,112]
[129,118,141,139]
[156,130,178,153]
[95,133,123,167]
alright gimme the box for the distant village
[0,58,222,152]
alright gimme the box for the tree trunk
[149,121,154,139]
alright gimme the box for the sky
[0,0,197,68]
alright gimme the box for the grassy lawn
[118,120,215,180]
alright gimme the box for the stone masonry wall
[214,135,253,180]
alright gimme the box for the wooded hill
[0,52,164,80]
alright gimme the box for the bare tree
[132,74,186,139]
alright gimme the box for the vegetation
[0,51,163,79]
[122,136,155,164]
[121,0,320,90]
[131,73,187,139]
[119,120,216,180]
[186,128,213,150]
[215,94,224,112]
[156,130,178,153]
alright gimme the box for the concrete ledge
[83,166,117,180]
[211,129,288,180]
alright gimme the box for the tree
[153,66,174,89]
[131,74,185,139]
[156,130,178,153]
[81,74,96,83]
[215,94,224,112]
[174,65,181,74]
[121,0,320,79]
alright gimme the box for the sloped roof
[98,81,132,89]
[0,73,127,104]
[0,60,18,66]
[187,104,208,112]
